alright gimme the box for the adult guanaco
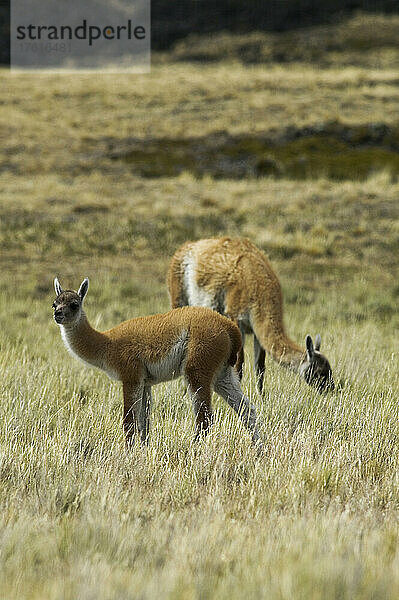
[167,237,334,394]
[52,277,261,447]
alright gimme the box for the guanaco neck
[60,311,109,371]
[251,312,306,372]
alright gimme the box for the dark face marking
[303,353,335,393]
[52,290,82,325]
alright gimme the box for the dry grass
[0,291,398,599]
[0,33,398,598]
[2,63,399,152]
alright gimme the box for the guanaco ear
[305,335,315,361]
[54,277,63,297]
[314,333,321,351]
[77,277,89,301]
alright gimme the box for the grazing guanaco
[52,277,261,447]
[167,237,334,394]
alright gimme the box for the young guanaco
[52,277,261,447]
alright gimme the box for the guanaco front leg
[253,335,266,393]
[225,288,245,379]
[123,380,146,446]
[140,386,152,444]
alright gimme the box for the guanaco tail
[52,277,262,447]
[167,237,334,393]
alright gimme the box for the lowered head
[299,333,334,393]
[52,277,89,327]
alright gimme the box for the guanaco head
[52,277,89,326]
[299,334,334,393]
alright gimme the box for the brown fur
[167,237,303,363]
[167,237,334,393]
[167,241,192,308]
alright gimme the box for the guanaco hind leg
[214,366,261,446]
[185,369,213,439]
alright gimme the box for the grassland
[0,17,399,598]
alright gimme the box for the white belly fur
[146,330,189,383]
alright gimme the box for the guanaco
[52,277,261,447]
[167,237,334,393]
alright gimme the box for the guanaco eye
[70,302,79,310]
